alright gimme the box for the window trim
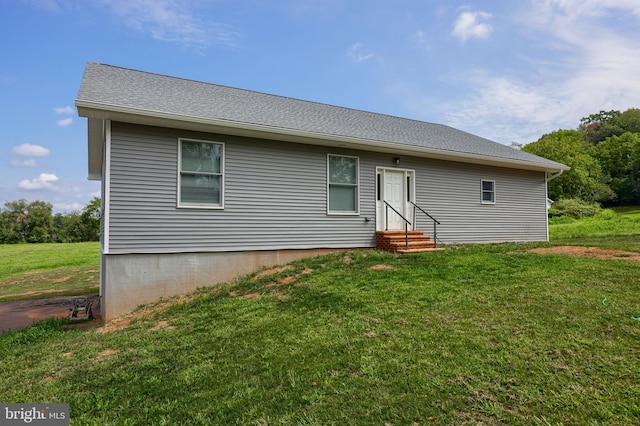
[327,154,360,215]
[177,138,225,209]
[481,179,496,204]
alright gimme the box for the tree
[25,200,54,243]
[53,211,84,242]
[0,199,29,243]
[614,108,640,134]
[0,197,101,244]
[590,132,640,204]
[80,197,101,241]
[522,130,615,202]
[578,109,623,145]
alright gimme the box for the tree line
[0,197,100,244]
[522,108,640,205]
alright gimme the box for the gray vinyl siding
[411,160,548,243]
[106,122,548,254]
[107,122,376,254]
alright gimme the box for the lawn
[0,216,639,424]
[0,242,99,301]
[549,207,640,250]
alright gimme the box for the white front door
[376,168,415,231]
[385,170,406,230]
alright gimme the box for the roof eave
[76,100,569,173]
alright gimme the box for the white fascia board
[76,100,570,173]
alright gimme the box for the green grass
[612,206,640,217]
[1,214,639,424]
[549,208,640,249]
[0,242,99,301]
[1,235,640,424]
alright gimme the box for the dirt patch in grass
[150,320,176,331]
[248,265,315,290]
[96,317,131,334]
[253,265,294,280]
[369,264,396,271]
[94,348,117,362]
[243,293,261,299]
[0,265,100,302]
[278,276,297,285]
[528,246,640,260]
[1,288,68,299]
[96,293,200,334]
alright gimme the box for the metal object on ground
[69,297,93,321]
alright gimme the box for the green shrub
[596,209,617,220]
[548,198,603,219]
[548,215,577,225]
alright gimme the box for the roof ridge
[86,61,457,132]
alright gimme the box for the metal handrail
[410,201,440,248]
[383,201,412,250]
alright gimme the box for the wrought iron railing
[410,202,441,248]
[383,201,412,250]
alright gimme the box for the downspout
[547,169,563,182]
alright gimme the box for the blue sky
[2,0,640,213]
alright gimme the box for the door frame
[376,167,416,231]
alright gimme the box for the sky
[1,0,640,213]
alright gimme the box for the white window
[481,180,495,204]
[327,154,359,214]
[178,139,224,208]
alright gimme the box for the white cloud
[533,0,640,21]
[54,202,85,211]
[452,10,493,41]
[17,173,59,190]
[97,0,239,49]
[12,143,50,157]
[25,0,240,49]
[348,43,374,62]
[54,106,74,114]
[11,159,37,168]
[428,2,640,144]
[444,72,571,143]
[56,117,73,127]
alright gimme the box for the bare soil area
[0,295,101,334]
[528,246,640,260]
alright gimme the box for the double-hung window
[327,154,359,214]
[178,139,224,208]
[481,179,495,204]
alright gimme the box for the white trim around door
[376,167,415,231]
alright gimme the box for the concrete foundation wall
[101,248,342,320]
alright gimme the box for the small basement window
[178,139,224,208]
[481,180,495,204]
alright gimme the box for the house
[76,62,569,320]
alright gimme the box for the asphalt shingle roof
[77,62,566,171]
